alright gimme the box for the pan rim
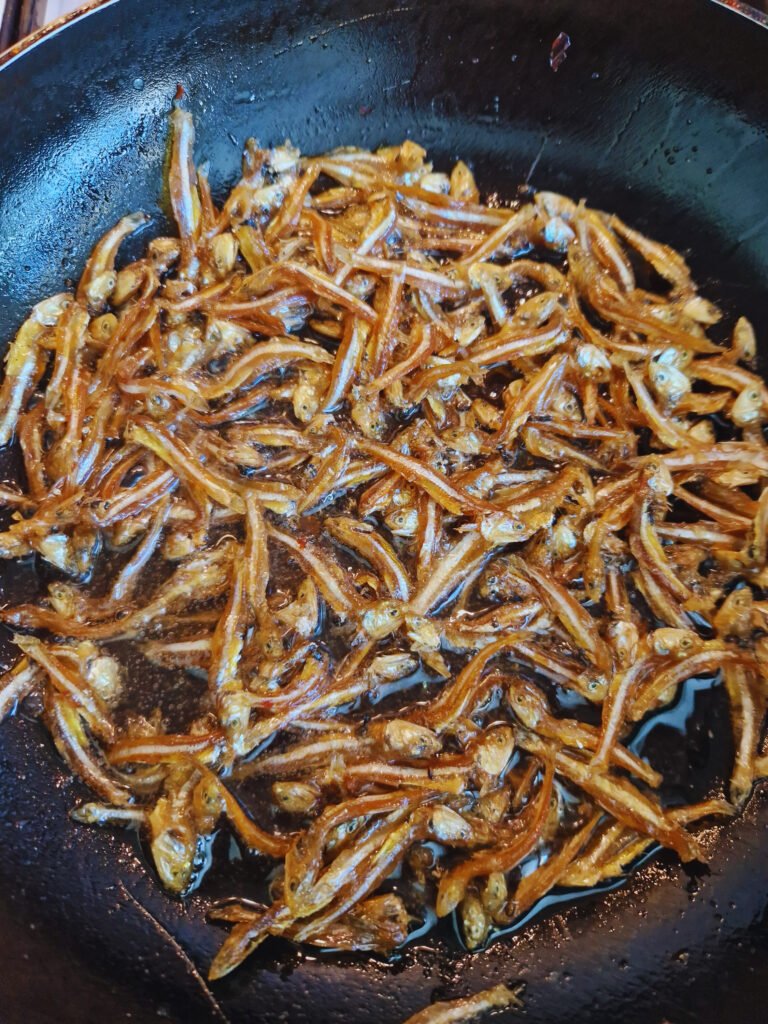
[0,0,116,68]
[1,0,767,72]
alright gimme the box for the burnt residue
[549,32,572,73]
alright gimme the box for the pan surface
[1,1,768,1021]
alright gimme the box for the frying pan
[1,1,768,1021]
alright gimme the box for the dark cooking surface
[1,1,768,1021]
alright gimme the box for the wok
[1,1,767,1021]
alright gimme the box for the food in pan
[0,104,766,979]
[403,983,523,1024]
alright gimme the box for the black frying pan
[1,2,768,1022]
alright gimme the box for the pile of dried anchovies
[0,106,766,979]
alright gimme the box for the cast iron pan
[1,1,768,1021]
